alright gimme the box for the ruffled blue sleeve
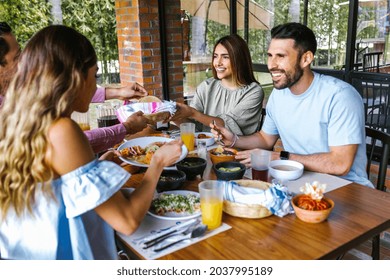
[52,159,131,218]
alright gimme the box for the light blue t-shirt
[0,159,130,260]
[262,72,372,187]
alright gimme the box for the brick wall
[114,0,184,101]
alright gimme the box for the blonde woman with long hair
[0,25,182,259]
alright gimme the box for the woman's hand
[210,121,234,146]
[170,102,193,121]
[98,149,125,165]
[152,139,183,167]
[116,83,148,100]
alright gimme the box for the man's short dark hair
[271,22,317,55]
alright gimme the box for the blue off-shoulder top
[0,159,130,260]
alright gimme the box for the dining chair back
[256,107,266,132]
[365,126,390,192]
[365,126,390,259]
[349,71,390,133]
[362,51,382,73]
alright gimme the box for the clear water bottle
[197,140,207,160]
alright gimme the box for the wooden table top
[116,128,390,260]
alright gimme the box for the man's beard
[0,63,17,97]
[273,62,304,90]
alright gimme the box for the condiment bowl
[269,160,304,181]
[195,132,215,146]
[157,169,186,192]
[291,194,335,223]
[209,147,237,164]
[176,157,207,180]
[213,161,246,181]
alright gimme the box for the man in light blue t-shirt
[211,22,372,187]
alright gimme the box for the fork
[212,120,225,146]
[142,226,190,249]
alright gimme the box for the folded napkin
[116,101,177,123]
[223,180,294,217]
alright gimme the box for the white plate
[148,190,201,221]
[195,132,215,146]
[117,136,188,168]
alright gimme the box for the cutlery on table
[142,220,200,249]
[141,218,198,248]
[153,224,208,252]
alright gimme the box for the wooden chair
[365,126,390,259]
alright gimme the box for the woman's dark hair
[271,22,317,56]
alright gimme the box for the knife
[142,225,191,249]
[153,224,208,252]
[141,218,198,245]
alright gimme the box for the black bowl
[175,157,207,180]
[213,161,246,181]
[157,170,186,192]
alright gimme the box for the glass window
[181,0,390,98]
[355,0,389,72]
[181,0,231,97]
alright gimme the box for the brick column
[115,0,184,102]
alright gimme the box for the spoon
[153,224,208,252]
[212,120,225,146]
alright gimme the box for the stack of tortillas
[116,96,176,123]
[138,96,162,103]
[138,96,171,123]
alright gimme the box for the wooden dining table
[115,127,390,260]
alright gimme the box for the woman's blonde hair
[0,25,97,218]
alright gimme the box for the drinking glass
[71,111,90,131]
[97,102,120,128]
[180,122,195,152]
[251,149,271,182]
[198,180,224,230]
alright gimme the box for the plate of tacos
[117,136,188,168]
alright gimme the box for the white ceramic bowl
[268,160,304,181]
[195,132,215,146]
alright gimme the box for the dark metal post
[244,0,249,42]
[345,0,359,80]
[230,0,237,34]
[303,0,308,26]
[158,0,170,100]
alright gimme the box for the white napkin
[223,180,294,217]
[116,101,176,123]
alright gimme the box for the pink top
[91,87,106,103]
[1,87,127,153]
[87,87,127,153]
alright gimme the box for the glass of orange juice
[180,122,195,151]
[71,111,91,131]
[198,180,224,230]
